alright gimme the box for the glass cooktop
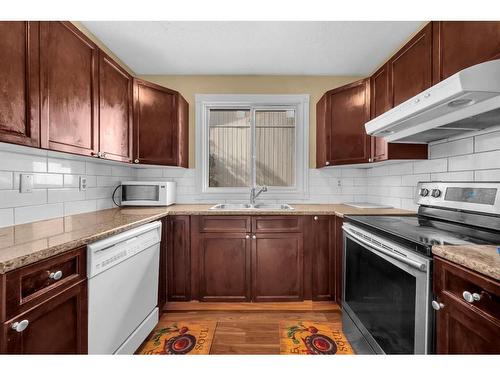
[346,215,500,254]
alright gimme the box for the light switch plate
[79,176,87,191]
[20,174,33,193]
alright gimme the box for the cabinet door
[133,79,178,165]
[433,21,500,83]
[40,21,98,157]
[370,63,391,162]
[390,23,432,107]
[167,216,191,301]
[325,78,371,166]
[98,51,133,162]
[311,216,335,301]
[198,233,251,302]
[252,232,303,302]
[0,21,40,147]
[3,282,87,354]
[435,293,500,354]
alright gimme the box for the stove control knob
[431,189,442,198]
[419,188,430,197]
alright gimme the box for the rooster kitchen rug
[280,321,354,355]
[138,321,217,355]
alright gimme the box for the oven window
[122,185,159,201]
[345,237,416,354]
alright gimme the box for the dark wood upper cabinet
[2,282,87,354]
[390,23,433,107]
[133,79,189,167]
[0,21,40,147]
[198,233,251,302]
[370,63,428,162]
[316,78,371,167]
[433,257,500,354]
[311,216,335,301]
[39,21,99,157]
[167,215,191,301]
[432,21,500,83]
[98,50,133,162]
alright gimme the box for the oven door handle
[344,227,427,271]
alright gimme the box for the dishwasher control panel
[87,221,162,277]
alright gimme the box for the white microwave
[120,181,176,206]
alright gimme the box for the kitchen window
[196,94,309,199]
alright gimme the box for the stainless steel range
[342,181,500,354]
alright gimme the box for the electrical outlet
[20,174,34,193]
[337,179,342,187]
[79,176,87,191]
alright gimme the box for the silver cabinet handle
[463,291,481,303]
[11,320,29,332]
[134,159,139,164]
[313,216,318,221]
[431,301,445,311]
[252,235,256,239]
[49,270,63,280]
[325,161,330,166]
[245,235,250,239]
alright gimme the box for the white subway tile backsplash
[63,174,97,188]
[0,171,13,189]
[449,150,500,171]
[85,161,112,176]
[136,168,163,178]
[14,203,63,225]
[474,130,500,153]
[0,208,14,227]
[47,188,85,203]
[430,171,474,181]
[0,150,47,172]
[48,158,85,174]
[413,158,448,174]
[96,176,122,187]
[0,189,47,208]
[430,138,473,159]
[401,173,431,187]
[86,187,114,200]
[474,169,500,181]
[13,172,63,189]
[64,200,97,216]
[388,162,413,176]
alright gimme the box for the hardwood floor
[145,301,344,354]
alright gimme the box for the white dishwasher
[87,221,161,354]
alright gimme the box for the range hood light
[447,98,475,108]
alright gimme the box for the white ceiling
[82,21,424,76]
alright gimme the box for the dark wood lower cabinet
[252,232,304,302]
[167,216,191,301]
[311,216,335,301]
[198,233,251,302]
[334,217,344,305]
[434,257,500,354]
[2,281,87,354]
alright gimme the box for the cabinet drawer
[199,216,251,233]
[434,257,500,320]
[252,216,301,233]
[5,247,86,319]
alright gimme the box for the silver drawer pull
[463,291,481,303]
[11,320,29,332]
[431,300,445,311]
[49,270,63,280]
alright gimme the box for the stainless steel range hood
[365,59,500,143]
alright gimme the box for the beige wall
[138,75,361,168]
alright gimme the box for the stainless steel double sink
[209,203,294,211]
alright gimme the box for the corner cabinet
[433,257,500,354]
[0,21,40,148]
[133,79,189,167]
[316,78,371,167]
[40,21,99,157]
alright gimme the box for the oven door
[342,223,432,354]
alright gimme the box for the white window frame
[196,94,309,201]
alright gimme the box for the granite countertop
[0,204,414,274]
[433,245,500,281]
